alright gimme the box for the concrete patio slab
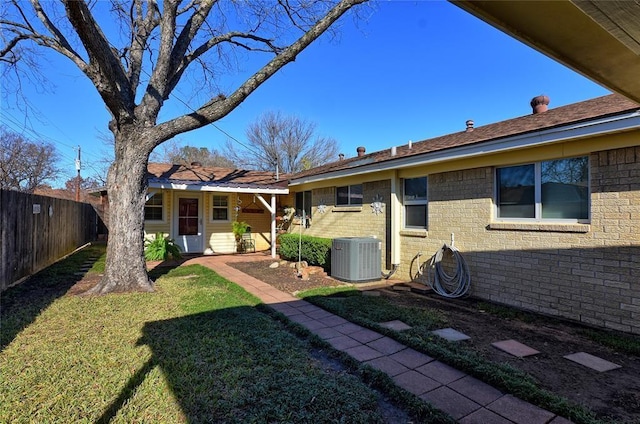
[459,408,513,424]
[563,352,622,372]
[349,328,384,344]
[389,348,434,369]
[313,327,343,340]
[431,327,471,341]
[492,339,540,358]
[392,370,441,396]
[419,386,481,420]
[448,375,504,406]
[367,336,406,355]
[364,356,410,377]
[333,322,365,335]
[298,319,327,331]
[317,315,349,327]
[326,335,361,351]
[487,394,555,424]
[549,416,575,424]
[416,360,466,385]
[344,344,385,362]
[378,320,412,331]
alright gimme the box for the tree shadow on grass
[96,305,385,423]
[0,248,100,352]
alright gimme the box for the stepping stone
[491,339,540,358]
[431,328,470,342]
[362,290,381,297]
[379,320,412,331]
[392,284,411,291]
[410,283,432,295]
[563,352,621,372]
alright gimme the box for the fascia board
[148,181,288,195]
[289,111,640,186]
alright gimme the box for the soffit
[451,0,640,103]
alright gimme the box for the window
[497,157,589,221]
[212,195,229,221]
[295,190,312,218]
[404,177,427,228]
[144,192,163,221]
[336,184,363,206]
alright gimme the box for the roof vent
[530,95,550,114]
[357,146,366,157]
[391,146,397,156]
[465,119,474,132]
[338,153,345,161]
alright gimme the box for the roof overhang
[148,180,289,195]
[451,1,640,103]
[289,109,640,186]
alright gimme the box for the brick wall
[292,146,639,334]
[402,147,639,334]
[296,180,392,269]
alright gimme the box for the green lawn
[1,250,391,423]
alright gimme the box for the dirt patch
[229,259,640,424]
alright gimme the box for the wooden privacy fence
[0,189,98,291]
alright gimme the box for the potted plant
[232,221,249,252]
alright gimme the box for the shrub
[144,233,182,261]
[279,233,332,270]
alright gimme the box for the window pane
[541,157,588,219]
[497,165,535,218]
[336,186,349,205]
[212,208,228,221]
[406,205,426,228]
[144,207,162,220]
[404,177,427,201]
[146,193,162,206]
[212,195,228,207]
[350,184,363,205]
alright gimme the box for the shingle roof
[290,94,639,180]
[147,163,287,189]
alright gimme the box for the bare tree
[226,111,339,175]
[1,0,367,294]
[0,127,59,192]
[159,144,235,168]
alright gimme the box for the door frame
[173,192,204,253]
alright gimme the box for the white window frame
[336,184,363,206]
[495,157,590,223]
[144,190,164,222]
[211,194,230,222]
[403,177,428,229]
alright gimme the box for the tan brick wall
[290,146,639,334]
[294,180,392,269]
[401,147,639,334]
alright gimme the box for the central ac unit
[331,237,381,282]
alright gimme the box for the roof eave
[289,109,640,186]
[148,181,289,195]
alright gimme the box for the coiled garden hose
[426,244,471,298]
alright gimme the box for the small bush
[144,233,182,261]
[279,233,332,269]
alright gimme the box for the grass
[298,288,607,424]
[1,248,393,423]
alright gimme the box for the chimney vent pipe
[465,120,474,132]
[357,146,366,157]
[530,95,550,114]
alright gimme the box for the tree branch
[151,0,367,145]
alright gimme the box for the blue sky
[0,1,610,187]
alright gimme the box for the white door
[174,194,203,253]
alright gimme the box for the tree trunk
[87,131,154,294]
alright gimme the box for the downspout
[390,171,402,268]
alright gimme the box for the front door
[174,195,203,253]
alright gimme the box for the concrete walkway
[185,254,573,424]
